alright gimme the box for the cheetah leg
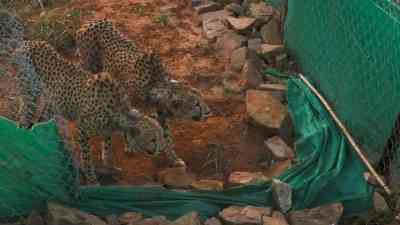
[16,69,41,129]
[163,124,186,168]
[76,128,99,186]
[37,100,55,122]
[98,135,122,174]
[153,111,185,168]
[101,135,122,172]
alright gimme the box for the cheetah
[13,40,167,185]
[75,19,211,167]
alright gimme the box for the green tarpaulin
[0,78,373,220]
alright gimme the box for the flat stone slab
[246,90,288,129]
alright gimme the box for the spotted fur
[75,19,211,167]
[13,41,166,185]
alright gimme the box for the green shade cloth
[0,77,373,220]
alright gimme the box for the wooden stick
[297,73,392,195]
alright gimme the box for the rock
[47,203,107,225]
[191,179,224,191]
[257,83,287,103]
[106,215,119,225]
[199,10,233,25]
[223,73,247,93]
[240,50,264,89]
[259,44,284,56]
[288,203,343,225]
[230,47,248,72]
[260,20,283,45]
[374,192,390,213]
[219,206,272,225]
[363,172,385,187]
[247,2,274,26]
[246,90,288,129]
[203,18,228,41]
[264,160,292,177]
[225,3,245,16]
[248,38,262,52]
[158,167,195,188]
[262,211,289,225]
[271,179,292,213]
[215,31,247,62]
[173,212,202,225]
[119,212,143,225]
[264,136,295,161]
[279,115,294,148]
[25,211,45,225]
[205,217,222,225]
[136,216,171,225]
[194,2,223,15]
[228,171,269,186]
[226,16,256,32]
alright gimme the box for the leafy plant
[153,14,169,26]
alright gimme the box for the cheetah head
[150,80,211,121]
[117,109,166,157]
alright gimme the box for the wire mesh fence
[281,0,400,193]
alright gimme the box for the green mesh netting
[4,0,400,220]
[0,77,373,220]
[283,0,400,167]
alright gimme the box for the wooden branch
[298,73,392,195]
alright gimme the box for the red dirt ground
[0,0,285,186]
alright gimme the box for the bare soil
[0,0,278,186]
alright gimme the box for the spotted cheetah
[13,40,167,185]
[75,19,211,167]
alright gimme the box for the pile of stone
[16,200,345,225]
[195,0,290,94]
[195,0,294,150]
